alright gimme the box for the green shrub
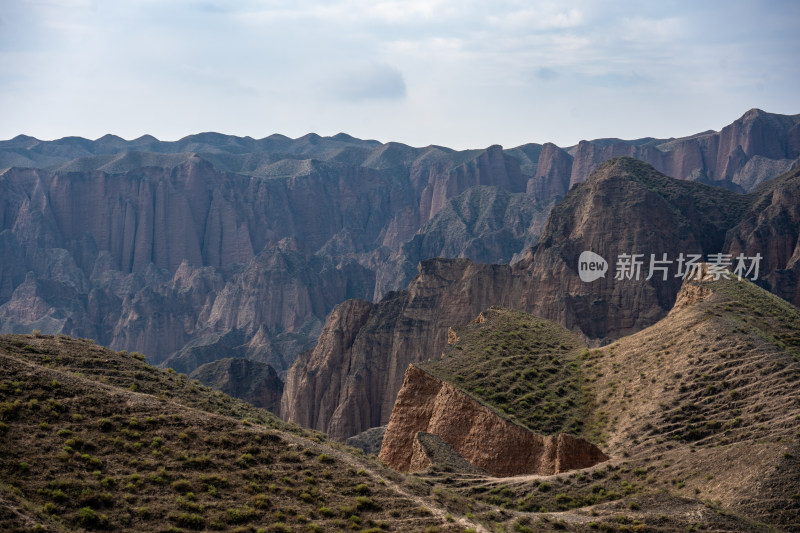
[227,507,258,524]
[356,496,378,510]
[77,506,109,528]
[173,512,204,529]
[172,479,192,493]
[237,453,255,465]
[252,493,271,509]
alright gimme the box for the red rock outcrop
[281,258,514,440]
[284,158,800,441]
[548,109,800,193]
[379,366,608,476]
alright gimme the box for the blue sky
[1,0,798,149]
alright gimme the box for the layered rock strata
[379,365,608,476]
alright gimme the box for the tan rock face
[379,366,608,476]
[558,109,800,192]
[281,258,514,440]
[284,159,800,442]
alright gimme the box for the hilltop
[284,158,800,441]
[0,334,493,532]
[3,269,798,532]
[417,309,589,437]
[378,267,800,531]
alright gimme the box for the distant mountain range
[0,108,797,382]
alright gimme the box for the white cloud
[487,5,584,31]
[0,0,798,148]
[326,63,407,101]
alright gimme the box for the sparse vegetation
[1,245,799,532]
[418,307,591,436]
[0,334,468,532]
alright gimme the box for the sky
[1,0,798,150]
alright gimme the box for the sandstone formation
[379,365,608,476]
[724,165,800,306]
[282,259,514,440]
[560,108,800,191]
[514,156,749,341]
[409,432,488,475]
[188,357,284,413]
[0,139,534,374]
[283,158,800,440]
[0,109,797,383]
[374,185,552,297]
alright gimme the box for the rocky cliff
[0,109,797,381]
[188,357,284,413]
[283,158,800,440]
[379,365,608,476]
[559,108,800,192]
[374,185,552,297]
[0,140,535,374]
[281,259,514,440]
[724,165,800,306]
[515,156,750,341]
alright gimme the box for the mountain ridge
[374,268,800,529]
[0,110,798,384]
[282,158,800,441]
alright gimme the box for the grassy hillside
[3,271,798,532]
[0,334,485,532]
[412,274,800,531]
[417,307,590,436]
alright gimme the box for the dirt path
[283,432,489,532]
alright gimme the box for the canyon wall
[283,159,800,440]
[0,109,797,381]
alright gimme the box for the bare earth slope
[579,267,800,528]
[0,334,495,532]
[382,269,799,531]
[283,159,800,441]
